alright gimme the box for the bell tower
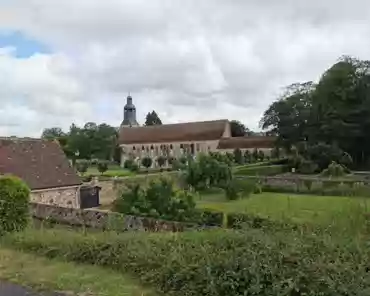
[120,94,139,127]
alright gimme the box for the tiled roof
[119,119,229,145]
[0,138,82,190]
[217,136,276,150]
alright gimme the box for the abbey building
[118,95,275,167]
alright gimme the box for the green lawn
[197,191,370,228]
[0,248,155,296]
[84,166,134,177]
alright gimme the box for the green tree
[97,161,109,175]
[76,161,89,175]
[141,157,153,171]
[157,156,166,170]
[145,111,162,126]
[41,127,65,140]
[230,120,249,137]
[233,148,243,165]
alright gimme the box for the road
[0,281,64,296]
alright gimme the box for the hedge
[0,175,30,235]
[234,164,287,176]
[4,228,370,296]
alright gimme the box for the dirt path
[0,281,64,296]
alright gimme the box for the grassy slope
[197,192,370,226]
[0,248,155,296]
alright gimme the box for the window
[133,146,136,151]
[170,144,173,149]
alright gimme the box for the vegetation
[113,178,197,222]
[141,157,153,171]
[97,160,109,174]
[0,176,30,235]
[234,164,287,176]
[76,160,89,175]
[145,110,162,126]
[261,56,370,169]
[4,227,370,296]
[0,248,153,296]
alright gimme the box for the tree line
[260,56,370,170]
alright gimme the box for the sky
[1,1,370,137]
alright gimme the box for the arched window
[133,146,136,151]
[150,145,154,150]
[142,146,145,151]
[170,144,173,149]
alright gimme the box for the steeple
[121,94,139,127]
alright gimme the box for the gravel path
[0,281,65,296]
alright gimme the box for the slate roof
[119,119,229,145]
[217,136,276,150]
[0,138,82,190]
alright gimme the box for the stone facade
[30,186,80,209]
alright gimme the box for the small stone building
[118,95,276,167]
[0,137,82,208]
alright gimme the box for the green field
[197,191,370,229]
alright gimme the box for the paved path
[0,281,64,296]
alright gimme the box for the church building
[118,95,275,167]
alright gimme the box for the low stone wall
[30,186,80,209]
[30,203,199,232]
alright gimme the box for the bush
[233,148,243,165]
[224,179,256,200]
[297,159,318,174]
[6,227,370,296]
[76,160,89,175]
[0,176,30,235]
[156,156,166,170]
[321,161,347,178]
[97,161,108,174]
[113,178,197,222]
[234,165,286,176]
[141,157,153,171]
[196,209,224,226]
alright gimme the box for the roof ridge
[120,119,229,130]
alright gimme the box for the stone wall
[30,186,80,209]
[30,203,200,232]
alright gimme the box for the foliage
[321,161,347,178]
[233,148,243,165]
[76,160,89,175]
[145,110,162,126]
[257,150,265,161]
[6,227,370,296]
[156,156,166,168]
[224,179,256,200]
[260,57,370,169]
[243,150,251,163]
[0,176,30,235]
[97,161,109,174]
[184,154,232,190]
[230,120,249,137]
[297,159,318,174]
[234,164,286,176]
[141,157,153,170]
[113,178,196,222]
[42,122,118,162]
[252,148,259,162]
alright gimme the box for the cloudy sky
[1,0,370,137]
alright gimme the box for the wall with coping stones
[30,203,200,232]
[30,186,80,209]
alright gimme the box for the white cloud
[1,0,370,136]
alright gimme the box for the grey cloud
[1,0,370,136]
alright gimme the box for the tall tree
[145,111,162,126]
[230,120,249,137]
[41,127,65,140]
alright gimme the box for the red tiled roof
[119,120,229,145]
[217,136,276,150]
[0,138,82,190]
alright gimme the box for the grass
[0,247,155,296]
[85,167,134,177]
[197,191,370,228]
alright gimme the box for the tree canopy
[230,120,250,137]
[41,122,119,161]
[145,111,162,126]
[260,56,370,168]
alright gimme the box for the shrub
[124,159,135,169]
[156,156,166,170]
[76,160,89,175]
[113,178,197,222]
[141,157,153,171]
[0,176,30,235]
[233,148,243,165]
[258,150,265,161]
[97,161,108,174]
[321,161,347,178]
[6,227,370,296]
[297,159,318,174]
[243,150,251,163]
[196,209,224,226]
[224,179,256,200]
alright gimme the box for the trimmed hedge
[234,164,287,176]
[4,228,370,295]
